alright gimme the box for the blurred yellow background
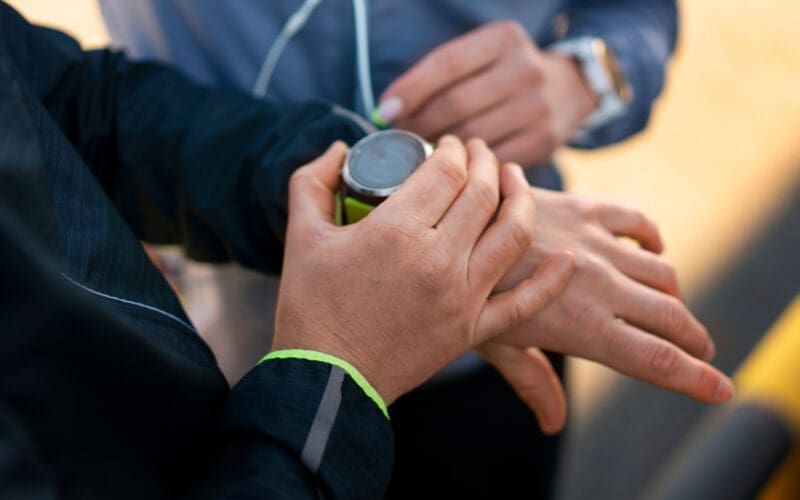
[8,0,800,422]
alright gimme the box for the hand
[271,138,575,405]
[375,21,596,167]
[478,189,734,432]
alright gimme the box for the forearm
[186,355,393,499]
[59,50,367,273]
[559,0,679,146]
[0,2,368,273]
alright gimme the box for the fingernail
[372,96,403,127]
[715,378,735,402]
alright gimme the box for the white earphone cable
[252,0,323,97]
[352,0,375,114]
[252,0,376,118]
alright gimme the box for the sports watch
[550,37,632,137]
[337,130,433,225]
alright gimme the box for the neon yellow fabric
[260,349,389,420]
[343,196,375,224]
[334,193,344,226]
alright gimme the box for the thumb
[287,141,348,228]
[477,343,567,435]
[475,251,575,344]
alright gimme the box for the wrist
[538,51,597,144]
[546,52,597,123]
[548,37,632,137]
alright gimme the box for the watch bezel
[342,130,432,198]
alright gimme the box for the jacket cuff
[260,349,389,420]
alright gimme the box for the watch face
[344,130,430,198]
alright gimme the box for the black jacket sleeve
[189,360,394,499]
[0,36,393,495]
[0,205,393,500]
[0,2,371,274]
[0,3,391,498]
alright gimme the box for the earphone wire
[252,0,324,98]
[352,0,375,114]
[252,0,376,118]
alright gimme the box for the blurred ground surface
[9,0,800,497]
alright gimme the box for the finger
[492,126,559,167]
[287,141,348,228]
[396,58,540,140]
[469,163,536,287]
[615,279,715,361]
[598,203,664,253]
[437,139,499,249]
[595,321,733,404]
[475,252,575,344]
[447,91,547,146]
[374,135,467,228]
[597,236,682,298]
[477,343,566,434]
[379,23,512,121]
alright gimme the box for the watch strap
[337,193,376,225]
[550,37,629,134]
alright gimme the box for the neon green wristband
[260,349,389,419]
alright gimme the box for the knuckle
[519,56,544,85]
[576,198,602,221]
[648,343,681,378]
[437,52,468,78]
[656,261,680,292]
[628,208,649,230]
[528,286,554,311]
[435,155,468,191]
[288,168,311,194]
[472,177,500,211]
[441,91,471,116]
[467,137,487,150]
[506,301,526,329]
[577,255,608,283]
[496,20,527,43]
[697,366,720,395]
[507,216,534,254]
[417,253,450,292]
[371,221,408,247]
[302,220,330,246]
[661,297,689,333]
[525,92,546,116]
[539,130,559,152]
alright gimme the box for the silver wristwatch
[550,37,633,136]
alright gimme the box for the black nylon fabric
[0,3,391,498]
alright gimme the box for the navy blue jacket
[100,0,678,149]
[0,3,389,498]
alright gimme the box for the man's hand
[479,189,734,433]
[271,138,574,405]
[375,22,596,167]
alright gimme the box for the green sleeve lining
[260,349,389,420]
